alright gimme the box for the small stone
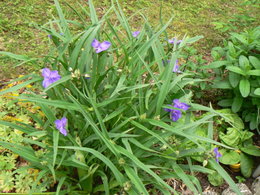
[222,183,252,195]
[251,176,260,195]
[203,191,219,195]
[253,164,260,178]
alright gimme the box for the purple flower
[168,38,182,44]
[173,60,181,73]
[170,109,182,121]
[173,99,190,111]
[213,147,222,163]
[55,117,68,136]
[164,99,190,122]
[132,31,140,38]
[48,34,52,38]
[164,106,182,122]
[41,68,61,88]
[91,39,111,53]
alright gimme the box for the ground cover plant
[206,26,260,131]
[0,0,249,194]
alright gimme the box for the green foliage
[207,171,224,186]
[208,26,260,131]
[213,110,257,178]
[0,1,244,194]
[235,176,246,183]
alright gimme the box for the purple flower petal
[42,68,51,77]
[91,39,100,48]
[170,110,182,121]
[98,41,111,51]
[173,99,190,111]
[173,64,180,73]
[55,117,68,136]
[168,38,182,44]
[42,79,53,88]
[132,31,140,38]
[173,60,180,73]
[164,105,174,112]
[168,39,176,44]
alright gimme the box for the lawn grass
[0,0,259,79]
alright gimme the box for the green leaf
[18,95,87,111]
[59,146,125,185]
[186,36,204,44]
[88,0,99,24]
[208,172,224,186]
[239,79,250,97]
[0,77,41,96]
[209,159,242,195]
[240,145,260,156]
[231,96,243,113]
[249,56,260,69]
[240,153,253,178]
[218,99,233,107]
[219,128,241,147]
[219,150,240,165]
[202,61,229,69]
[229,72,241,88]
[254,88,260,96]
[248,70,260,76]
[115,145,177,194]
[172,163,198,193]
[231,33,248,45]
[0,141,41,164]
[239,55,250,68]
[212,81,232,89]
[53,130,59,167]
[217,109,244,130]
[0,51,36,61]
[124,166,149,195]
[226,66,245,76]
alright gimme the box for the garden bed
[0,0,259,194]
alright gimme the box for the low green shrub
[206,26,260,131]
[0,0,243,194]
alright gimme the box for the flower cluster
[164,99,190,121]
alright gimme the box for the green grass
[0,0,259,79]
